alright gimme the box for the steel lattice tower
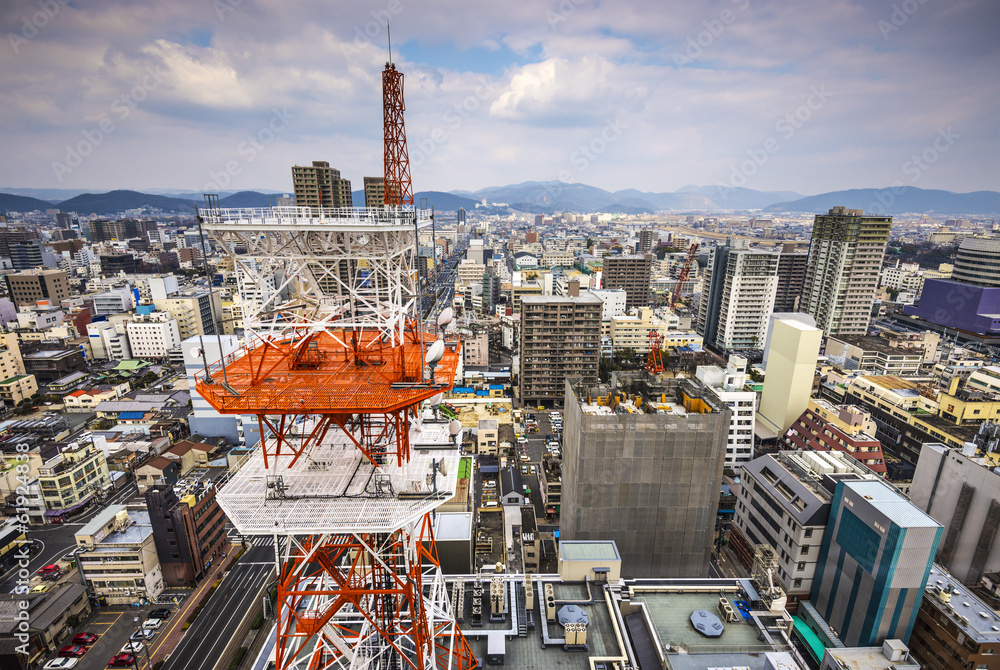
[196,60,478,670]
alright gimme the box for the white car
[142,618,162,630]
[121,642,144,654]
[44,659,79,670]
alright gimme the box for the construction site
[190,53,816,670]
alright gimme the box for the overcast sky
[1,0,997,196]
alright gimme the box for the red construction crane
[670,243,699,310]
[646,330,665,374]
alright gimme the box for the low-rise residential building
[608,307,672,355]
[37,442,111,522]
[779,398,887,475]
[825,333,928,375]
[125,311,181,360]
[75,505,164,605]
[63,385,126,412]
[477,419,498,456]
[22,348,86,383]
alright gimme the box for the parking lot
[43,603,176,670]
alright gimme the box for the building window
[797,562,806,572]
[793,579,802,588]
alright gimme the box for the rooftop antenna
[387,19,392,65]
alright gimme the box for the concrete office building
[812,479,942,647]
[587,289,628,320]
[561,374,730,578]
[803,207,891,336]
[291,160,353,209]
[637,229,657,253]
[153,289,221,339]
[697,242,780,351]
[731,450,881,611]
[4,269,70,311]
[519,294,602,409]
[602,254,653,310]
[75,506,164,605]
[910,442,1000,586]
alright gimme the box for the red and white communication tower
[196,59,479,670]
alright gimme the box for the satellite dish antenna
[437,307,454,327]
[192,348,202,359]
[449,419,462,435]
[426,339,445,365]
[430,392,444,406]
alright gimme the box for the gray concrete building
[910,442,1000,586]
[812,479,941,647]
[561,373,730,578]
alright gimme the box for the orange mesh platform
[196,329,460,415]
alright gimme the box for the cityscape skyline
[0,0,997,195]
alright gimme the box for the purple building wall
[905,278,1000,334]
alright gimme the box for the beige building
[153,289,222,339]
[75,506,164,605]
[759,318,823,433]
[477,419,499,455]
[38,443,112,515]
[0,373,37,406]
[0,333,26,380]
[3,269,70,310]
[363,176,385,207]
[608,308,671,354]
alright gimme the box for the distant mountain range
[764,187,1000,215]
[1,184,998,217]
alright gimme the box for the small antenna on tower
[387,19,392,65]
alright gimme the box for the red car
[107,653,136,668]
[72,633,97,645]
[58,645,86,658]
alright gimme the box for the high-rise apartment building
[292,161,353,209]
[697,242,780,351]
[637,229,657,253]
[4,269,70,310]
[88,219,157,243]
[8,240,47,270]
[519,294,602,409]
[774,250,809,312]
[802,207,891,336]
[562,374,730,577]
[812,479,941,647]
[363,176,385,207]
[602,254,653,310]
[152,289,221,339]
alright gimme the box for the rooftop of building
[521,293,603,305]
[77,506,152,546]
[573,373,728,417]
[925,564,1000,643]
[0,375,28,385]
[842,479,941,528]
[830,335,926,356]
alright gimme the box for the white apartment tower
[698,242,780,351]
[696,355,756,468]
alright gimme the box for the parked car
[57,645,86,658]
[120,642,144,655]
[107,653,136,668]
[71,633,97,646]
[142,618,162,630]
[43,659,78,670]
[29,584,51,594]
[148,608,171,620]
[129,629,156,642]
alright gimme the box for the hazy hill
[0,192,56,213]
[56,190,197,215]
[765,187,1000,215]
